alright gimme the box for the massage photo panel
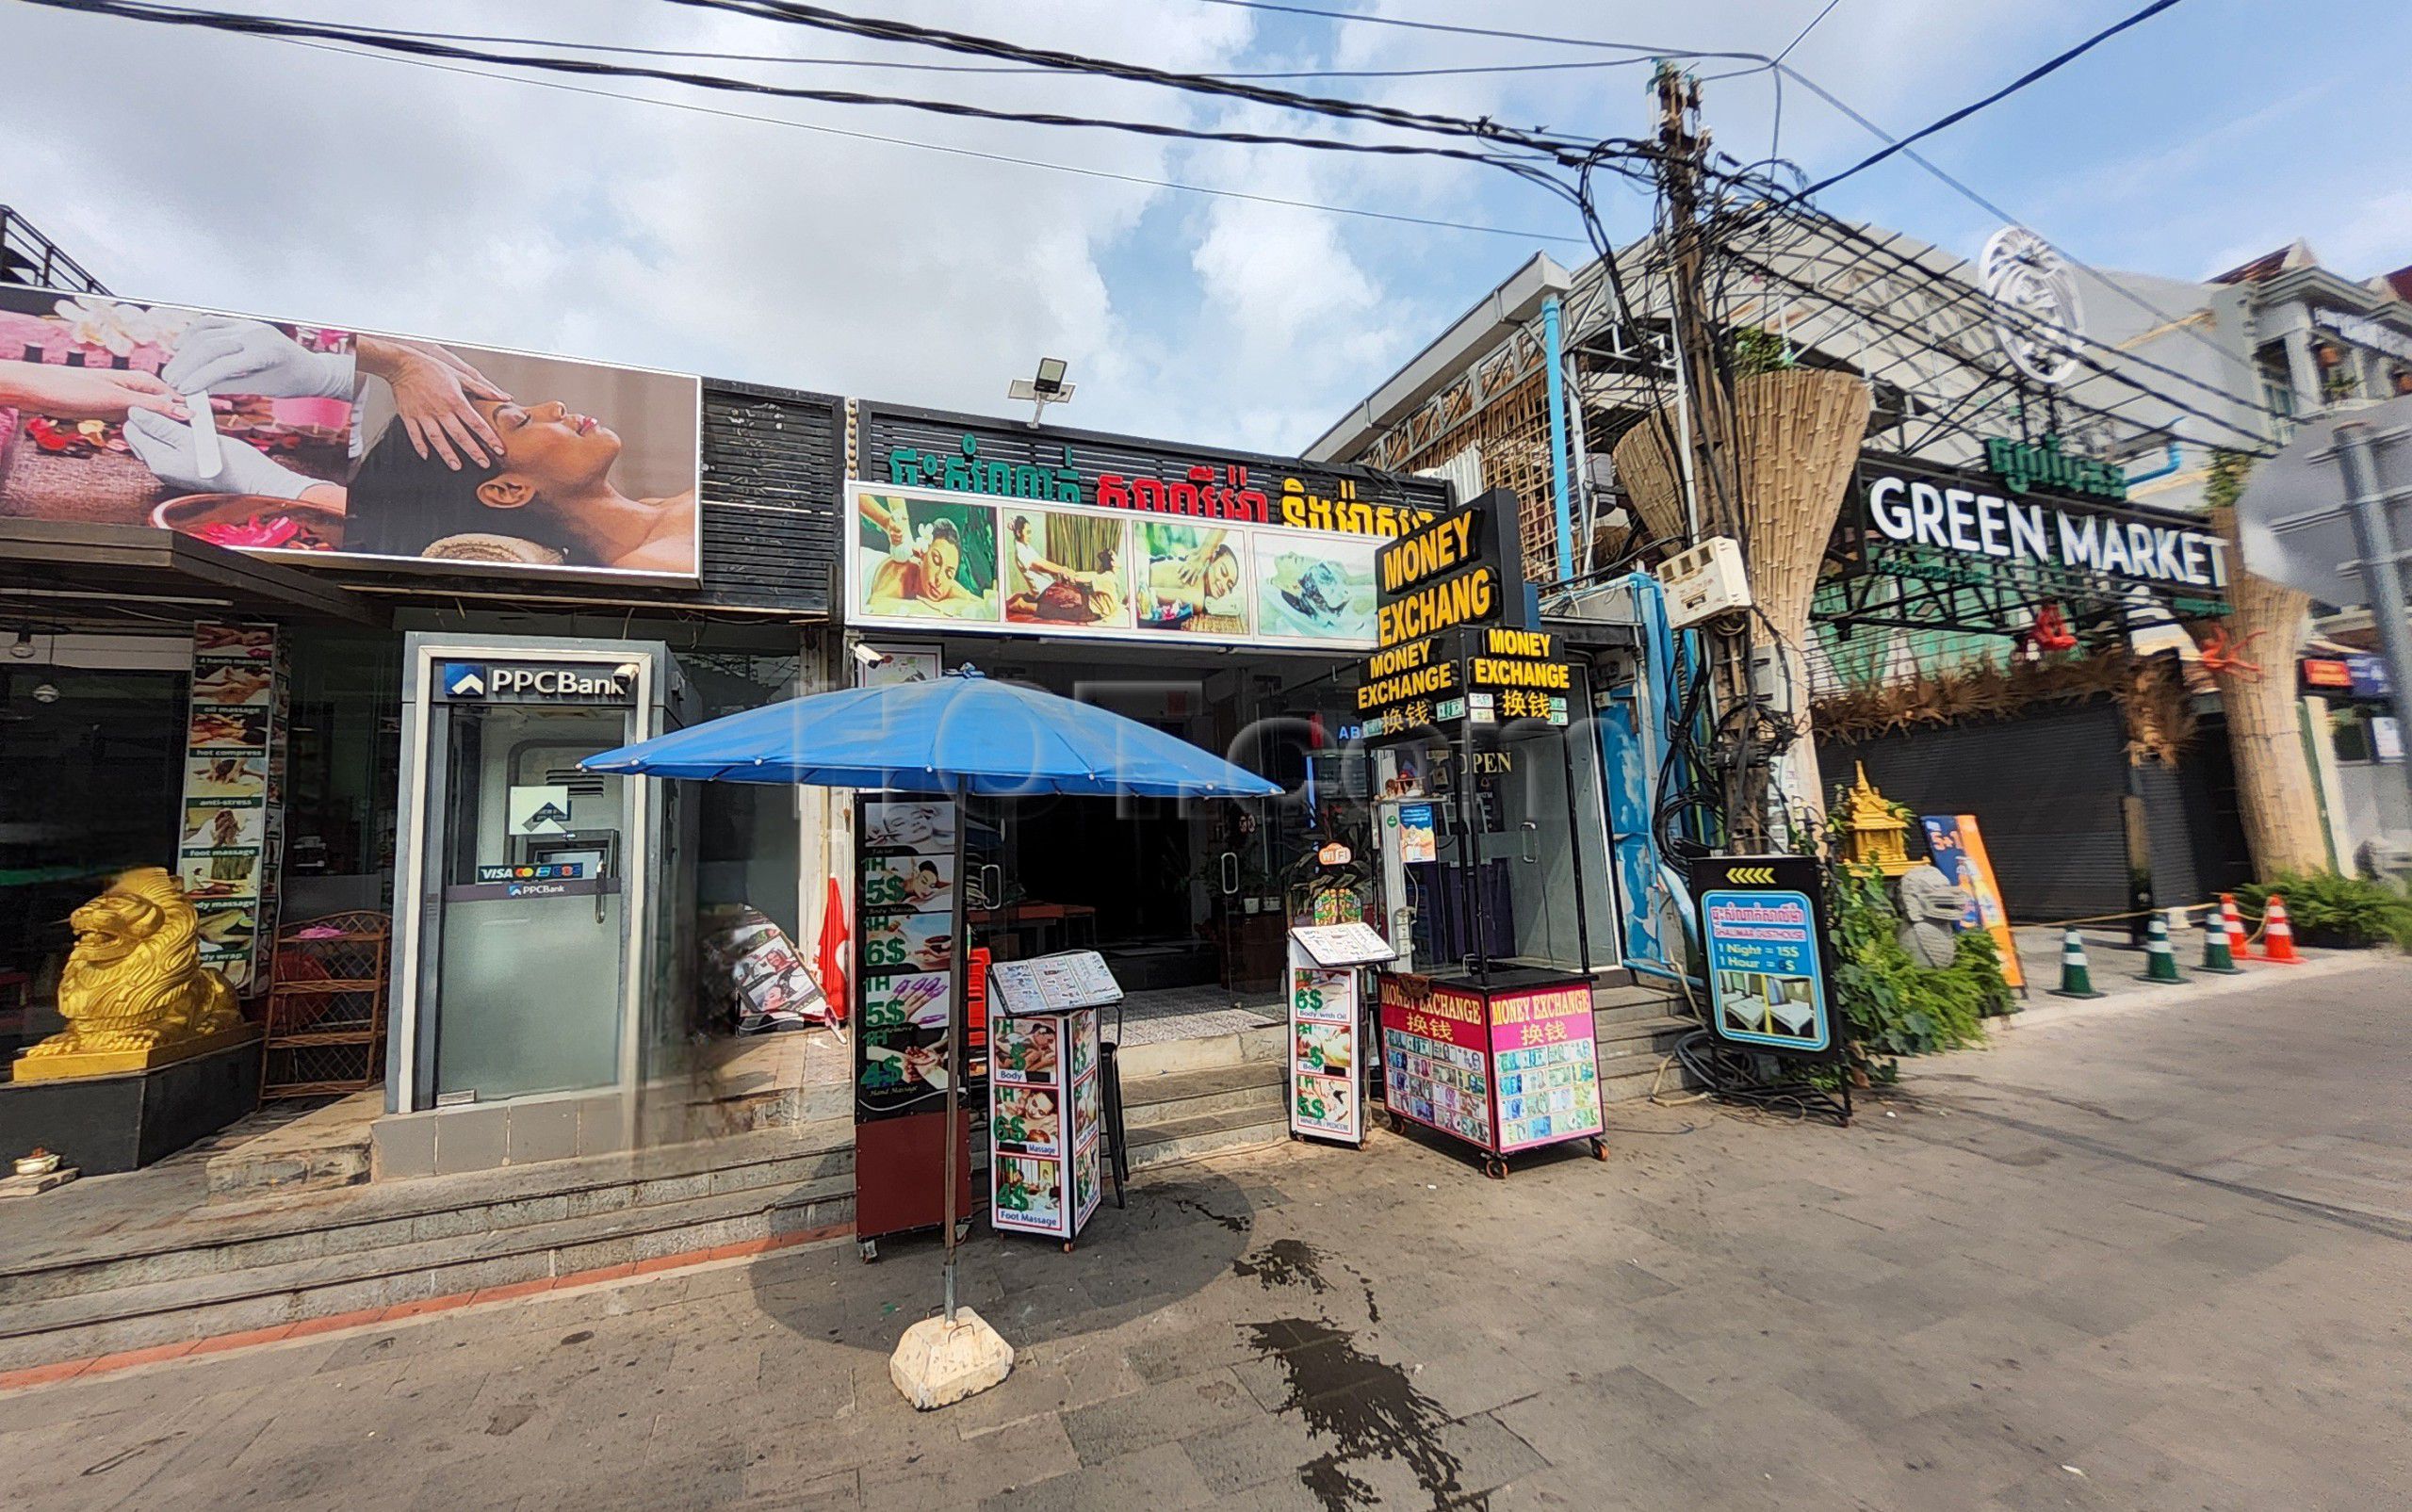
[0,287,701,578]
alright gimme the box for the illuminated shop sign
[1858,458,2227,592]
[435,660,634,704]
[1356,627,1571,736]
[1372,499,1528,647]
[1358,492,1562,739]
[843,480,1398,652]
[880,430,1440,537]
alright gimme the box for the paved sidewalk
[3,958,2407,1510]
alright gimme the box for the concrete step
[1120,1062,1283,1130]
[0,1121,855,1308]
[1125,1105,1289,1175]
[1593,1015,1696,1056]
[0,1170,854,1372]
[1592,981,1679,1013]
[1114,1022,1285,1081]
[1594,999,1685,1031]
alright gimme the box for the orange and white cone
[2220,894,2252,966]
[2259,894,2303,965]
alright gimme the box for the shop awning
[0,519,382,626]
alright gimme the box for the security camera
[850,643,890,667]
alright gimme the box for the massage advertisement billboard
[846,480,1388,651]
[0,287,701,580]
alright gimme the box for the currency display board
[1377,972,1605,1168]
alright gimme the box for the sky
[3,0,2408,457]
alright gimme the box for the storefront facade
[0,283,845,1176]
[841,404,1618,1037]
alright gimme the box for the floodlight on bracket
[1005,357,1075,426]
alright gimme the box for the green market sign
[1859,455,2227,593]
[1981,433,2126,501]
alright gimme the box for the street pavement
[4,957,2408,1510]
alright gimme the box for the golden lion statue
[20,868,242,1062]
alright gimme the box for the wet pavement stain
[1168,1195,1251,1234]
[1244,1317,1465,1512]
[1233,1237,1333,1295]
[1234,1237,1384,1325]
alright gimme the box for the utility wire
[1772,62,2245,382]
[1800,0,2193,195]
[1189,0,1776,68]
[1773,0,1845,64]
[264,35,1586,245]
[273,12,1666,80]
[664,0,1599,155]
[28,0,1594,179]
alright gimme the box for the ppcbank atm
[386,634,693,1136]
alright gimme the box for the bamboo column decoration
[2210,505,2329,874]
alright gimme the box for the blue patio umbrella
[583,667,1279,1323]
[583,666,1281,799]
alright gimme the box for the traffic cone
[2137,909,2184,984]
[2259,894,2303,964]
[2052,928,2106,1000]
[2199,911,2243,974]
[2220,894,2251,966]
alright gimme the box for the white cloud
[6,0,2395,459]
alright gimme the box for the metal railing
[0,204,107,295]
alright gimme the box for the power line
[1773,0,1844,64]
[1800,0,2194,195]
[264,35,1586,245]
[29,0,1591,178]
[1188,0,1775,67]
[663,0,1599,155]
[276,13,1665,80]
[1773,63,2244,380]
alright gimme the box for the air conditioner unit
[1654,536,1752,629]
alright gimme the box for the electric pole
[1652,63,1770,853]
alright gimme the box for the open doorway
[946,640,1372,1045]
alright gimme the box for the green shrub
[1829,863,2005,1065]
[2237,871,2412,951]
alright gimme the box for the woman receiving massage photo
[122,317,694,571]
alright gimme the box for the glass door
[428,703,632,1102]
[1494,723,1594,972]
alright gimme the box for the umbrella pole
[942,777,967,1325]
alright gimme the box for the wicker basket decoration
[1611,368,1874,822]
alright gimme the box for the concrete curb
[1996,951,2400,1033]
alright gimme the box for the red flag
[815,876,850,1027]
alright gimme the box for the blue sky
[4,0,2406,456]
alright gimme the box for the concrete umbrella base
[890,1308,1015,1409]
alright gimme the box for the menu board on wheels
[852,796,980,1248]
[855,795,966,1124]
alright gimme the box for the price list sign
[854,799,968,1123]
[1485,984,1604,1153]
[1377,975,1493,1149]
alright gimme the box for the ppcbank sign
[1858,456,2229,592]
[436,660,635,705]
